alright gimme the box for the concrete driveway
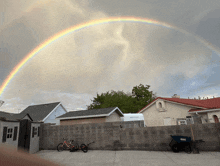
[36,150,220,166]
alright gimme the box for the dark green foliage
[87,84,157,113]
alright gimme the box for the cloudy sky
[0,0,220,113]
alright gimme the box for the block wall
[39,121,220,151]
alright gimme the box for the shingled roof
[0,111,32,121]
[138,97,220,113]
[56,107,123,120]
[19,102,61,122]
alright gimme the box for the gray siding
[106,111,121,122]
[44,105,66,125]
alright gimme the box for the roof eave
[56,114,109,120]
[189,108,220,113]
[108,107,124,117]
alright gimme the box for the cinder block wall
[39,122,220,151]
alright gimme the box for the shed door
[18,119,31,152]
[164,117,171,126]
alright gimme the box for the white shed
[0,119,20,150]
[121,113,146,126]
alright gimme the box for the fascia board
[189,109,220,113]
[56,114,108,120]
[139,99,159,113]
[108,107,124,117]
[59,103,68,113]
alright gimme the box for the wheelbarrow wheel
[184,145,192,154]
[171,144,179,153]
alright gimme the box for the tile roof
[57,107,123,119]
[19,102,60,122]
[138,97,220,113]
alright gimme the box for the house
[137,94,220,127]
[56,107,124,125]
[18,102,68,125]
[0,102,67,125]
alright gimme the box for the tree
[87,84,157,113]
[132,84,157,111]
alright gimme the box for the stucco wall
[44,105,66,125]
[208,111,220,123]
[195,113,209,124]
[60,117,106,125]
[0,121,20,150]
[141,99,197,126]
[105,111,121,122]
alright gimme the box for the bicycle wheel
[57,143,64,152]
[80,144,88,153]
[171,144,179,153]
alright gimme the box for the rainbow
[0,17,219,97]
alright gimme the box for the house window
[178,120,187,125]
[164,117,171,126]
[32,127,38,138]
[213,115,219,123]
[186,116,194,124]
[7,128,13,138]
[158,102,162,108]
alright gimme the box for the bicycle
[70,141,95,153]
[57,138,94,153]
[57,138,79,152]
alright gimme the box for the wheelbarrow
[169,135,192,153]
[191,139,205,154]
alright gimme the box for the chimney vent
[172,94,180,98]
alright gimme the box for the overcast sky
[0,0,220,113]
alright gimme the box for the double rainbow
[0,17,218,96]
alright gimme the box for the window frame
[7,128,13,139]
